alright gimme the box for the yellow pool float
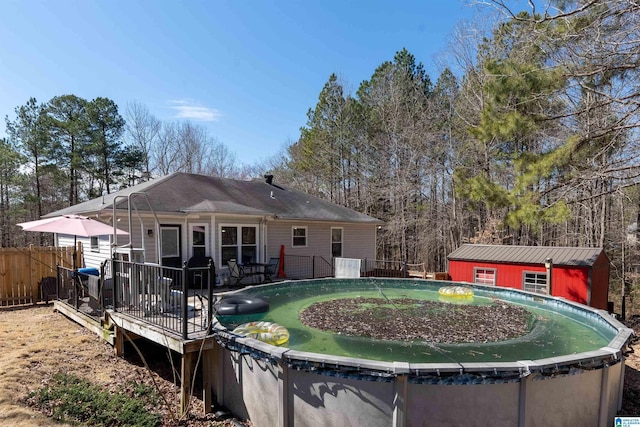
[233,321,290,346]
[438,286,474,298]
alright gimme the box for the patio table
[244,263,268,283]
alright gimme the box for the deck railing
[111,260,214,339]
[55,259,215,340]
[280,255,334,279]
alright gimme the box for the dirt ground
[0,305,638,426]
[0,305,246,427]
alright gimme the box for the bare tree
[125,101,161,180]
[206,138,238,178]
[151,121,241,178]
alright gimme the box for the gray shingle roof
[45,172,382,224]
[447,244,606,267]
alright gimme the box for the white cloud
[168,99,222,122]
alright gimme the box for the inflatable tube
[215,295,269,316]
[438,286,474,298]
[233,321,290,346]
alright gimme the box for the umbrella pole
[73,236,80,309]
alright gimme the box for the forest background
[2,1,639,311]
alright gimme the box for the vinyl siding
[57,234,111,269]
[265,220,376,261]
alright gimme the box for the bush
[28,372,161,427]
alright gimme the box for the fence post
[56,264,61,303]
[74,264,80,310]
[182,262,188,340]
[112,257,118,313]
[312,256,315,279]
[99,261,106,312]
[207,259,215,334]
[28,244,34,302]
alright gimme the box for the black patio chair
[263,257,280,282]
[40,276,58,303]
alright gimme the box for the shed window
[474,268,496,286]
[292,226,307,247]
[523,272,548,294]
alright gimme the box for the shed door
[160,225,182,268]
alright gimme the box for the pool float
[215,295,269,316]
[438,286,474,298]
[233,321,290,346]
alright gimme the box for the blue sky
[1,0,482,166]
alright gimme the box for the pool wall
[211,281,634,427]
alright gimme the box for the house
[44,172,382,280]
[447,244,610,310]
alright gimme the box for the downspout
[261,217,268,263]
[184,215,188,260]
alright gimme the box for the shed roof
[45,172,382,224]
[447,244,606,267]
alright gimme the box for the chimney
[264,174,274,185]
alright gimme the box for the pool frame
[210,279,635,427]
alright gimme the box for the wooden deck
[53,295,218,415]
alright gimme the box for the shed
[447,244,609,310]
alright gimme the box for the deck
[53,260,221,414]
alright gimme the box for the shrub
[29,372,161,427]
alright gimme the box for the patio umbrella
[18,214,128,269]
[17,214,128,238]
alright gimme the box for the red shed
[447,244,610,310]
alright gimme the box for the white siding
[265,220,376,261]
[57,234,111,269]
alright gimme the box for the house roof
[447,244,607,267]
[45,172,382,224]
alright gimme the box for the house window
[523,271,548,294]
[331,228,343,257]
[474,268,496,286]
[292,226,307,247]
[90,236,99,252]
[190,225,207,257]
[161,228,180,257]
[221,225,257,266]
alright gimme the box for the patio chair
[227,259,259,286]
[263,257,279,282]
[40,276,58,303]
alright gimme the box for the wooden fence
[0,245,80,306]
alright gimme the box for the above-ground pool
[210,278,635,427]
